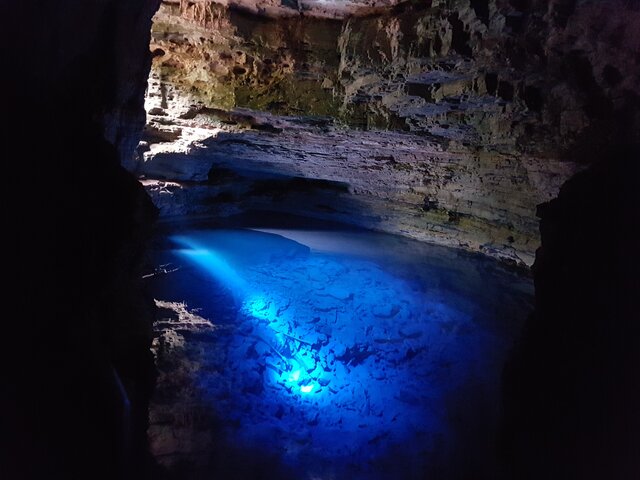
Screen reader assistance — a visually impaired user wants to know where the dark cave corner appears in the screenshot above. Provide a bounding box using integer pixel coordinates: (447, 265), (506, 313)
(3, 1), (639, 479)
(502, 146), (640, 480)
(3, 1), (162, 479)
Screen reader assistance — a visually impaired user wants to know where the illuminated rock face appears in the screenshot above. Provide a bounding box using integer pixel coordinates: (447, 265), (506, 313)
(143, 0), (640, 151)
(140, 111), (575, 265)
(132, 0), (640, 266)
(176, 0), (410, 19)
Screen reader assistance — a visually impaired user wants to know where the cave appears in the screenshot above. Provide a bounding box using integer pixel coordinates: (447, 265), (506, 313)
(4, 1), (639, 480)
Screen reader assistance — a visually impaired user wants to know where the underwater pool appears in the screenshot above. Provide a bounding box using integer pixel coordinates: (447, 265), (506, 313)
(146, 218), (533, 480)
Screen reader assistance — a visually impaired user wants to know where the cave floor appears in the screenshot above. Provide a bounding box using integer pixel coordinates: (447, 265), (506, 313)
(145, 217), (533, 479)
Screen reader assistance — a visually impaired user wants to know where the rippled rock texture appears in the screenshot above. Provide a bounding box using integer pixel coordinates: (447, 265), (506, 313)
(132, 0), (640, 265)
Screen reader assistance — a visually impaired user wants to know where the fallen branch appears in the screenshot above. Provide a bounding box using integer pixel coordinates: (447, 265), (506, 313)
(142, 263), (181, 279)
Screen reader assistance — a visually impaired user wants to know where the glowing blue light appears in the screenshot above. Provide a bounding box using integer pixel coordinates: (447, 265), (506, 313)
(172, 235), (247, 295)
(243, 295), (278, 321)
(154, 227), (535, 478)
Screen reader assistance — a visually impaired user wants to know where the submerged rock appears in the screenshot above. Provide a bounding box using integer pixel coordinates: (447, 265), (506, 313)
(373, 303), (400, 318)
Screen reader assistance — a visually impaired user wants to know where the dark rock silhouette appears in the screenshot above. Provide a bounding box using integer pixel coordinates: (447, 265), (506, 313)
(2, 2), (160, 479)
(503, 148), (640, 480)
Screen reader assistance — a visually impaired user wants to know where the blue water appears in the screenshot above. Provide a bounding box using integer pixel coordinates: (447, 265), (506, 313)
(147, 223), (533, 479)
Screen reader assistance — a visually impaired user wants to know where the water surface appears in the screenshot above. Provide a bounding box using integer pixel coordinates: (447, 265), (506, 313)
(146, 220), (533, 480)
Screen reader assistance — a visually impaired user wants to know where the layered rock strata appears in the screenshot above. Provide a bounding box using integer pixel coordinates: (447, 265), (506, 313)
(173, 0), (411, 19)
(139, 109), (575, 265)
(144, 0), (640, 155)
(130, 0), (640, 265)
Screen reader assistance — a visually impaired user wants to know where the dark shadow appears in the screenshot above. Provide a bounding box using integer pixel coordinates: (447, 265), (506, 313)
(502, 147), (640, 480)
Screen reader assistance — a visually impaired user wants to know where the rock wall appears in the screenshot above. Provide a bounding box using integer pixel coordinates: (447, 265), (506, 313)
(168, 0), (411, 20)
(146, 0), (640, 155)
(3, 2), (160, 479)
(503, 148), (640, 480)
(132, 0), (640, 265)
(141, 110), (575, 265)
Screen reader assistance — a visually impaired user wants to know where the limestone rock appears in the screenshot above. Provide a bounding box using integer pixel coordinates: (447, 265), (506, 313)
(132, 0), (640, 267)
